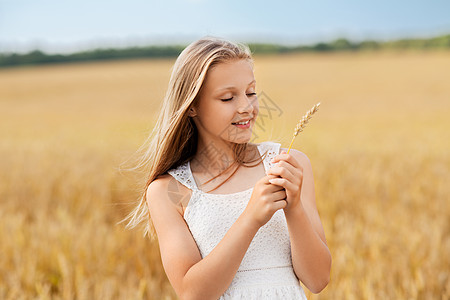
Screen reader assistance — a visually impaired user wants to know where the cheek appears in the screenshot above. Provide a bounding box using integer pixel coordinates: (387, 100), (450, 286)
(211, 104), (234, 126)
(253, 101), (259, 116)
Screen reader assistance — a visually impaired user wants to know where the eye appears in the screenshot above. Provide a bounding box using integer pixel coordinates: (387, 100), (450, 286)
(221, 93), (257, 102)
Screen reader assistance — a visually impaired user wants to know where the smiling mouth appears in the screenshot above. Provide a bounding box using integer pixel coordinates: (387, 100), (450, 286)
(231, 120), (250, 125)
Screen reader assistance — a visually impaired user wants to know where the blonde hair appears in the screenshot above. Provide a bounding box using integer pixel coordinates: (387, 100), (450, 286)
(120, 36), (268, 240)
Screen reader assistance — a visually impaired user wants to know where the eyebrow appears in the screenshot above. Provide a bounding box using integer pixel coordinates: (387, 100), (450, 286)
(216, 80), (256, 92)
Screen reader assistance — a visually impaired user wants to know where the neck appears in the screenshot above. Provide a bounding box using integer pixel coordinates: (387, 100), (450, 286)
(191, 138), (237, 176)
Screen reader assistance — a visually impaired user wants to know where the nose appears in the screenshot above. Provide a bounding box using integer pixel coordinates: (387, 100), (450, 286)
(237, 93), (256, 114)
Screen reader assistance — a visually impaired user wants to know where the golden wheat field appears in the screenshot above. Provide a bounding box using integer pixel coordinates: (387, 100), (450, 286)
(0, 50), (449, 299)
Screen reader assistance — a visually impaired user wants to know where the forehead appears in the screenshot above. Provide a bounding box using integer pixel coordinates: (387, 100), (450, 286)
(203, 59), (255, 91)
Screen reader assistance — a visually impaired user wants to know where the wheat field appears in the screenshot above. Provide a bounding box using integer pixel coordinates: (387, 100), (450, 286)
(0, 50), (449, 299)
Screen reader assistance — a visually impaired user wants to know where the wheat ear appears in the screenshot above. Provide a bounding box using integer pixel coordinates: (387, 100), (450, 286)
(286, 102), (321, 154)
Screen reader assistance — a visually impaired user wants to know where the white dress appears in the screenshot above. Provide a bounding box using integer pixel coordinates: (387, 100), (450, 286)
(167, 141), (307, 299)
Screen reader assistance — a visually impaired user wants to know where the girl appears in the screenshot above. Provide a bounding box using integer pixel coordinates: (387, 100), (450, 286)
(123, 36), (331, 299)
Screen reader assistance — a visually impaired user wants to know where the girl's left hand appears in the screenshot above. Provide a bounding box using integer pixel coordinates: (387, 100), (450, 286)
(266, 150), (303, 213)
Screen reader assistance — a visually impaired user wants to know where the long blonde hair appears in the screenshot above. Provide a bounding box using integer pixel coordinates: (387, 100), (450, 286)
(121, 36), (268, 240)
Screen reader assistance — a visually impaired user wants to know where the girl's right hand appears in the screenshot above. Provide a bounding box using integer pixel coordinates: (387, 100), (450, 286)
(243, 175), (287, 229)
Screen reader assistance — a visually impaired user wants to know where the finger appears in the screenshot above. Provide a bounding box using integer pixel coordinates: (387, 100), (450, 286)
(271, 151), (302, 170)
(269, 162), (303, 188)
(264, 174), (281, 185)
(268, 177), (297, 192)
(272, 189), (286, 199)
(267, 186), (285, 195)
(267, 176), (284, 192)
(273, 199), (287, 211)
(267, 162), (296, 180)
(267, 173), (281, 180)
(268, 177), (283, 186)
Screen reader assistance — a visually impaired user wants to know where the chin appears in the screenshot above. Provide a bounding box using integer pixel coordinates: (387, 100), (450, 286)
(229, 135), (252, 145)
(220, 126), (253, 144)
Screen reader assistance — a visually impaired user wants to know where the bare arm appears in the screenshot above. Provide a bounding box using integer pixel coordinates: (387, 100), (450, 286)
(147, 175), (261, 300)
(282, 149), (331, 293)
(285, 203), (331, 293)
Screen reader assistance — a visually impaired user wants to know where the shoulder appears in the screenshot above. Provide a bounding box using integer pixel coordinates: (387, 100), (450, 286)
(147, 173), (172, 191)
(146, 174), (191, 217)
(146, 174), (172, 205)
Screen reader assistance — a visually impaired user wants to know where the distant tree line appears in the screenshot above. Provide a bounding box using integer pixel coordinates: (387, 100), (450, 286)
(1, 34), (449, 68)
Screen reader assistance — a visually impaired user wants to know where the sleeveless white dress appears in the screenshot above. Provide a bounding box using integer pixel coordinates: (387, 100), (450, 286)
(167, 141), (307, 299)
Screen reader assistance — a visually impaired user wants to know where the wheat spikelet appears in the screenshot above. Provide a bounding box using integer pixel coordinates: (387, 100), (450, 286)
(287, 102), (321, 154)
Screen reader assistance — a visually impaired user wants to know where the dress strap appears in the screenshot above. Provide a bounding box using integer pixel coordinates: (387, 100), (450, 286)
(167, 162), (198, 191)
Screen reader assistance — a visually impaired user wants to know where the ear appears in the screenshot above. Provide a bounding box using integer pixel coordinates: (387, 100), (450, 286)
(188, 107), (197, 117)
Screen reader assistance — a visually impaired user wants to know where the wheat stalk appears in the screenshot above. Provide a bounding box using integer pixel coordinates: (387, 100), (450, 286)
(286, 102), (321, 154)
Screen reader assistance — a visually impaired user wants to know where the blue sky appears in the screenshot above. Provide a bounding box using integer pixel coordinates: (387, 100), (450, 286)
(1, 0), (449, 54)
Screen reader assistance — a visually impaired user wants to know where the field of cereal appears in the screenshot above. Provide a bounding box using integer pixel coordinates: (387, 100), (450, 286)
(0, 50), (449, 299)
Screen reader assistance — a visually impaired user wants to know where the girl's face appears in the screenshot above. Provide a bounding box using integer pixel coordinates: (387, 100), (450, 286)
(189, 59), (259, 145)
